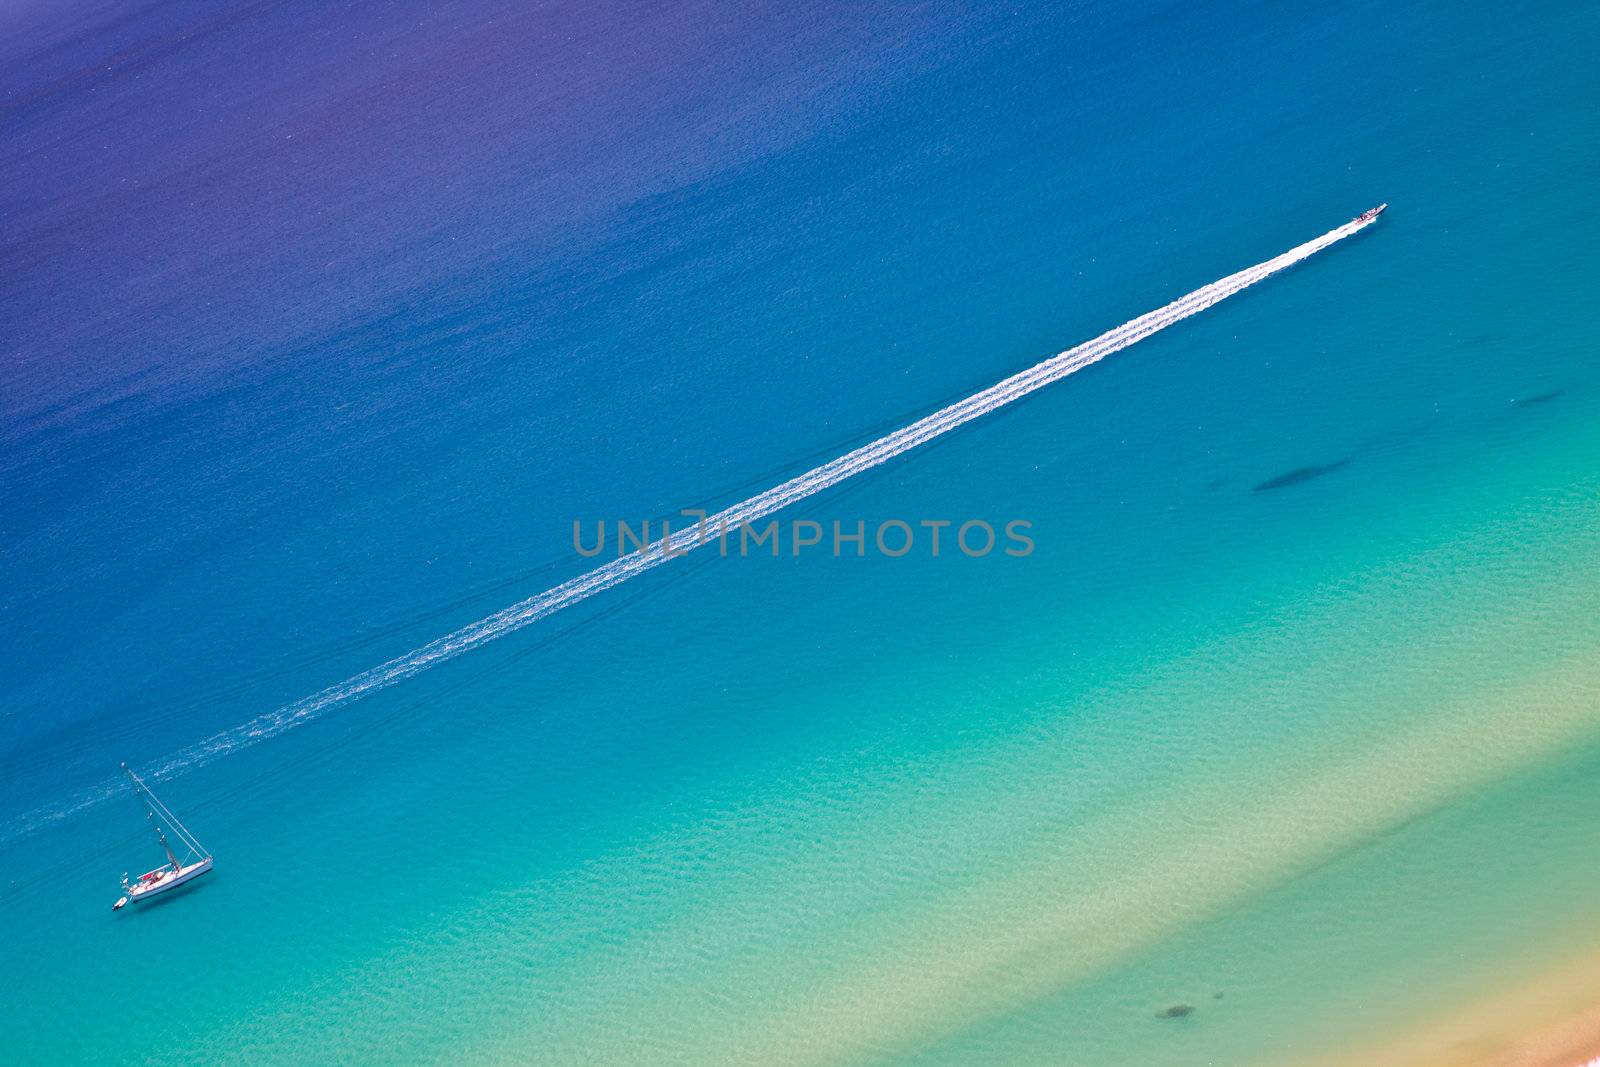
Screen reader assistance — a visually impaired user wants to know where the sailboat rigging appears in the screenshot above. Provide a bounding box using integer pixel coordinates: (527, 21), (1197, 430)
(112, 763), (212, 910)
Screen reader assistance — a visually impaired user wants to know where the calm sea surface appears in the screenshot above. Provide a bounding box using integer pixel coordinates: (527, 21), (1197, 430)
(3, 0), (1598, 1062)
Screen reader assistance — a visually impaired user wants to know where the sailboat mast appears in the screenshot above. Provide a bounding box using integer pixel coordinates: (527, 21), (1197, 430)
(122, 762), (209, 859)
(149, 812), (180, 870)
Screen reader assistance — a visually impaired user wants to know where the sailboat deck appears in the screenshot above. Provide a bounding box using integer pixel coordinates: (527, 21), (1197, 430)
(127, 857), (212, 899)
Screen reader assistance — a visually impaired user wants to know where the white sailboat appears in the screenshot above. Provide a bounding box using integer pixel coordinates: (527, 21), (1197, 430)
(112, 763), (212, 910)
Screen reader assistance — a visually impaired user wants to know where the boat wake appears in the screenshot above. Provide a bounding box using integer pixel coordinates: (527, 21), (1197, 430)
(5, 207), (1385, 844)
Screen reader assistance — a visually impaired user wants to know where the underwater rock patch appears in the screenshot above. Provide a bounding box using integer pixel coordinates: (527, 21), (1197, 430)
(1253, 457), (1352, 492)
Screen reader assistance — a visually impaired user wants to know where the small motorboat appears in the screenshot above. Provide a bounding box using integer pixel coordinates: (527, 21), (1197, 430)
(112, 763), (212, 910)
(1356, 203), (1388, 223)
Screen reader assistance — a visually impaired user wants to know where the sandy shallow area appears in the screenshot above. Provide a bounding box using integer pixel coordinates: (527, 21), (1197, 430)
(1299, 941), (1600, 1067)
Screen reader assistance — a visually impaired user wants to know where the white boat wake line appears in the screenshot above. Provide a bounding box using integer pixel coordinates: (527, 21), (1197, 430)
(6, 208), (1384, 844)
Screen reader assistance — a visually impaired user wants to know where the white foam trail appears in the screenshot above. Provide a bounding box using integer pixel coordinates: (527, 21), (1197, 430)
(6, 210), (1381, 842)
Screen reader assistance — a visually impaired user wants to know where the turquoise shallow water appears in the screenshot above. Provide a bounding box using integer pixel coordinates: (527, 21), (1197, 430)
(3, 0), (1599, 1062)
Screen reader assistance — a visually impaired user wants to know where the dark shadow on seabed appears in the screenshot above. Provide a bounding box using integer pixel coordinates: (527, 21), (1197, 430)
(1245, 378), (1576, 497)
(1253, 457), (1354, 492)
(1510, 389), (1563, 408)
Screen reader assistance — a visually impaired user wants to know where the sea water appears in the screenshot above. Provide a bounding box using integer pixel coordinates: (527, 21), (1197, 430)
(2, 0), (1598, 1062)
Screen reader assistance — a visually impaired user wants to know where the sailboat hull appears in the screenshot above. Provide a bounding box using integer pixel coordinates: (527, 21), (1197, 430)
(124, 857), (212, 904)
